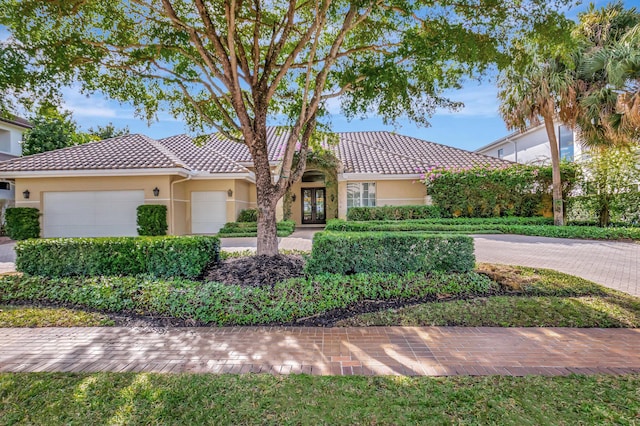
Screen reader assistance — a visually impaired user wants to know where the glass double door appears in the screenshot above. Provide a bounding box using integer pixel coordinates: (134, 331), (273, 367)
(302, 188), (326, 224)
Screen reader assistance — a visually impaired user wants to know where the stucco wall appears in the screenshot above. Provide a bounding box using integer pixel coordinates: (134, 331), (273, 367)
(0, 121), (26, 157)
(477, 124), (583, 165)
(337, 179), (428, 220)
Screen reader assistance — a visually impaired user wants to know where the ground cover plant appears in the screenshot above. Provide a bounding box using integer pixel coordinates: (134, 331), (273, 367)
(0, 305), (113, 327)
(338, 264), (640, 328)
(1, 373), (639, 424)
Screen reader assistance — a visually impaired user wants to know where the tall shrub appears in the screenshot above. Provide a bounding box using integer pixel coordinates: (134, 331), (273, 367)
(5, 207), (40, 240)
(137, 205), (168, 236)
(422, 164), (579, 218)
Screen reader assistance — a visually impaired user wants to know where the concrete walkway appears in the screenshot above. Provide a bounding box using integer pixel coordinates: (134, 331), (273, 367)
(1, 326), (639, 376)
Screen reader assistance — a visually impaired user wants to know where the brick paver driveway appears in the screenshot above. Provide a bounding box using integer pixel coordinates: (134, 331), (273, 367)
(1, 327), (639, 376)
(474, 235), (640, 296)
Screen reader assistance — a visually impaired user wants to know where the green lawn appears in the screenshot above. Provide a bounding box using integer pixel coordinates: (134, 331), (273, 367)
(338, 264), (640, 327)
(0, 305), (113, 327)
(1, 373), (639, 424)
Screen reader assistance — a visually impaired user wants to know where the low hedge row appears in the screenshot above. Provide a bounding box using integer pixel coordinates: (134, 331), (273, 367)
(327, 217), (553, 231)
(325, 220), (640, 241)
(218, 220), (295, 237)
(15, 236), (220, 279)
(0, 272), (495, 326)
(305, 232), (475, 275)
(346, 205), (441, 221)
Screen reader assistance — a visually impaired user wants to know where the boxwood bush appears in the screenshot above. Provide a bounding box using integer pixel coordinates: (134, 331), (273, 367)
(237, 208), (258, 222)
(305, 231), (475, 275)
(0, 271), (495, 326)
(5, 207), (40, 240)
(137, 205), (168, 236)
(218, 220), (295, 237)
(15, 235), (219, 278)
(347, 205), (441, 221)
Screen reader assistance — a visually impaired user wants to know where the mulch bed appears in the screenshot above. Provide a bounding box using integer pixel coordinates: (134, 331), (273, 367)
(204, 254), (305, 287)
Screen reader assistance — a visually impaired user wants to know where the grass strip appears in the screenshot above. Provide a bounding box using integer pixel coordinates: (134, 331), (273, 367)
(1, 373), (639, 424)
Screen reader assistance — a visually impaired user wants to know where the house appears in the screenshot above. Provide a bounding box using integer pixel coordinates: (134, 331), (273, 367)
(0, 128), (507, 237)
(0, 115), (32, 204)
(475, 121), (581, 164)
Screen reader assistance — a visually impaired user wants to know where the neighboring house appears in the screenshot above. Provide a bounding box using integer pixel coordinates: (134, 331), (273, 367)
(475, 121), (581, 165)
(0, 115), (32, 205)
(0, 128), (506, 237)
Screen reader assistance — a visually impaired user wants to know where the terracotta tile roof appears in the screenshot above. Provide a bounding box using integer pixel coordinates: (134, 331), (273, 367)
(0, 134), (187, 172)
(0, 128), (509, 175)
(158, 134), (250, 174)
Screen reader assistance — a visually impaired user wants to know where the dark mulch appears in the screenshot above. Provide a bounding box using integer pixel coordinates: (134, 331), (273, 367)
(204, 254), (305, 287)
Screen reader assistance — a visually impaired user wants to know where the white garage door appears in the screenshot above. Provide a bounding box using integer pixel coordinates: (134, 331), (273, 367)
(191, 191), (227, 234)
(43, 190), (144, 237)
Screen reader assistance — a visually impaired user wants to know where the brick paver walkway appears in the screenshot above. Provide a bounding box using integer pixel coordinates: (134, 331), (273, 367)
(1, 327), (639, 376)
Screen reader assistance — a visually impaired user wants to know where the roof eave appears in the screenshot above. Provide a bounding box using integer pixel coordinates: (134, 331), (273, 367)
(338, 173), (423, 181)
(0, 168), (191, 179)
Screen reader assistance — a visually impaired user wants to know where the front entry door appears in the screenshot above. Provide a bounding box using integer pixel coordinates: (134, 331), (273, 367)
(302, 188), (326, 224)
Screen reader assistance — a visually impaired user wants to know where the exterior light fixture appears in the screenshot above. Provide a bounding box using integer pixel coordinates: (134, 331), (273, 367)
(227, 189), (233, 197)
(292, 194), (296, 202)
(153, 187), (160, 197)
(22, 189), (30, 199)
(330, 194), (335, 202)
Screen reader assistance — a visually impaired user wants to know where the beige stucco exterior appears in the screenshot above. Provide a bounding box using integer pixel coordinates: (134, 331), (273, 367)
(12, 172), (429, 235)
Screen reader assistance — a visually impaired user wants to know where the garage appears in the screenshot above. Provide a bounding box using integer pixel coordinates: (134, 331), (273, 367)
(191, 191), (227, 234)
(43, 190), (145, 237)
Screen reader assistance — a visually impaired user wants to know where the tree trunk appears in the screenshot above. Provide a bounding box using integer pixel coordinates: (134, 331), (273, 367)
(256, 192), (279, 256)
(543, 115), (564, 226)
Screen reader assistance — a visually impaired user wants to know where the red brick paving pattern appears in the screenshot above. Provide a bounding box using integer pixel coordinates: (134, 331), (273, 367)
(1, 327), (639, 376)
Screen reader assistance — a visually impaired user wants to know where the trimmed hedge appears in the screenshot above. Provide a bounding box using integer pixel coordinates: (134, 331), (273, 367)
(347, 205), (441, 221)
(15, 236), (219, 279)
(305, 232), (475, 275)
(327, 217), (553, 231)
(325, 219), (640, 241)
(237, 209), (258, 222)
(5, 207), (40, 240)
(137, 205), (168, 236)
(218, 220), (295, 237)
(0, 271), (495, 326)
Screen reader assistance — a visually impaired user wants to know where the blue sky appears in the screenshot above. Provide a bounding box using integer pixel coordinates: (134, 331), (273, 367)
(7, 0), (640, 152)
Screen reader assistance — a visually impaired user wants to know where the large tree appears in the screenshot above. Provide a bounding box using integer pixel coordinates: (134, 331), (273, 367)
(22, 104), (94, 156)
(0, 0), (572, 254)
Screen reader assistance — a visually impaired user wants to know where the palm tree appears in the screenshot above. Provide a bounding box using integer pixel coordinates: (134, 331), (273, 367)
(574, 2), (640, 147)
(498, 57), (578, 226)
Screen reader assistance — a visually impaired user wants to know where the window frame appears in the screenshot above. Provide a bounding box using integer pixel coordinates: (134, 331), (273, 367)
(346, 182), (376, 209)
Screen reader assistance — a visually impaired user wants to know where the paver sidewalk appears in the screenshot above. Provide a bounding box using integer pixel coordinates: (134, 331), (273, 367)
(1, 327), (639, 376)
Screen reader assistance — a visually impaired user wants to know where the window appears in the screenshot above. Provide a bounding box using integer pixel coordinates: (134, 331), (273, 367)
(497, 148), (504, 159)
(0, 182), (9, 191)
(347, 182), (376, 208)
(559, 125), (574, 161)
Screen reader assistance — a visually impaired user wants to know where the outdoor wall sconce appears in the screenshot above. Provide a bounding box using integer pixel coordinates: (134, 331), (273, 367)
(330, 194), (335, 202)
(227, 189), (233, 197)
(22, 189), (30, 199)
(292, 194), (296, 202)
(153, 187), (160, 197)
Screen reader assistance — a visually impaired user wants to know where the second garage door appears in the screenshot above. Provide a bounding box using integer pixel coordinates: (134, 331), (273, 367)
(43, 190), (144, 238)
(191, 191), (227, 234)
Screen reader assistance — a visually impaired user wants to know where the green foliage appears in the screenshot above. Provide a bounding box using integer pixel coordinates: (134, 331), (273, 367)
(22, 104), (96, 156)
(0, 271), (494, 326)
(15, 236), (219, 279)
(5, 207), (40, 240)
(325, 219), (640, 240)
(218, 220), (295, 237)
(422, 164), (580, 218)
(346, 205), (441, 221)
(136, 205), (168, 236)
(576, 145), (640, 227)
(237, 209), (258, 222)
(305, 232), (475, 275)
(87, 123), (129, 140)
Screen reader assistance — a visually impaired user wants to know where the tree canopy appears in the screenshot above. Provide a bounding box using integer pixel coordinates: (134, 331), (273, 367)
(0, 0), (574, 254)
(22, 104), (94, 156)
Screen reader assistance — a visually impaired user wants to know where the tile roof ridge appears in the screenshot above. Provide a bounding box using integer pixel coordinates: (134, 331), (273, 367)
(338, 131), (431, 167)
(203, 135), (251, 173)
(145, 135), (190, 169)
